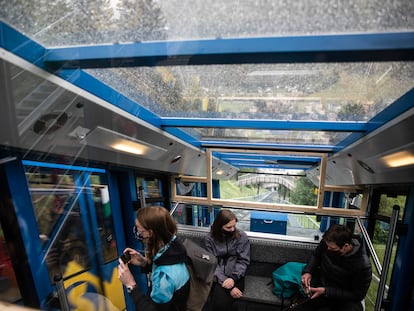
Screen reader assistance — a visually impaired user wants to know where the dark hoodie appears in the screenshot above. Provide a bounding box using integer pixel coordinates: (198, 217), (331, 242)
(303, 236), (372, 302)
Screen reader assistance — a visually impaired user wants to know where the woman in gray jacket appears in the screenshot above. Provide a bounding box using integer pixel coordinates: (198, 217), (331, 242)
(204, 209), (250, 311)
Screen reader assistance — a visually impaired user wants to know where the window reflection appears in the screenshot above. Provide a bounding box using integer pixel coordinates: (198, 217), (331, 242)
(93, 185), (118, 262)
(44, 200), (91, 280)
(0, 224), (21, 303)
(25, 169), (117, 281)
(136, 177), (163, 198)
(173, 203), (363, 242)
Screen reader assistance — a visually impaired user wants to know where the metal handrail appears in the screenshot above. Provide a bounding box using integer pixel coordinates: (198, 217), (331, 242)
(54, 274), (70, 311)
(139, 186), (146, 208)
(169, 201), (181, 215)
(357, 217), (382, 275)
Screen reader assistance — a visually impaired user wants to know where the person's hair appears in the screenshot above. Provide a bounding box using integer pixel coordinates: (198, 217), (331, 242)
(210, 209), (240, 242)
(137, 206), (177, 260)
(323, 224), (353, 248)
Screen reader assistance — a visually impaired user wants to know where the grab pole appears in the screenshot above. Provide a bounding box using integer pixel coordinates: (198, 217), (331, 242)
(54, 274), (70, 311)
(374, 205), (399, 311)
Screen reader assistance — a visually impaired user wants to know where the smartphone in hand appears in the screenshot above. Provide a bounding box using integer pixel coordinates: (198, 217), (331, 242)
(120, 252), (131, 264)
(304, 286), (312, 297)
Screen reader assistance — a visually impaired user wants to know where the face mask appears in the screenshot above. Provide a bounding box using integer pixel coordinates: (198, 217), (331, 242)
(325, 241), (346, 257)
(327, 250), (341, 257)
(222, 229), (234, 237)
(133, 225), (146, 242)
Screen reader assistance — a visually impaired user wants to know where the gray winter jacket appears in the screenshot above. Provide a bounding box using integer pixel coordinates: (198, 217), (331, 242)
(204, 230), (250, 284)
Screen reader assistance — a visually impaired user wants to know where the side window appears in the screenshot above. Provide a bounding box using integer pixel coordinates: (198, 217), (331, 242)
(365, 192), (407, 311)
(172, 175), (363, 239)
(135, 176), (166, 207)
(25, 168), (118, 281)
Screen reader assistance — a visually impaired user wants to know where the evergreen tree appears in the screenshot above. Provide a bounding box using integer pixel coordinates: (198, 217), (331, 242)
(290, 177), (317, 206)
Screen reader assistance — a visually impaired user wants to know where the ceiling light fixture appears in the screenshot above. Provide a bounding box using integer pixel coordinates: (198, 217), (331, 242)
(382, 150), (414, 168)
(82, 126), (167, 160)
(111, 142), (147, 155)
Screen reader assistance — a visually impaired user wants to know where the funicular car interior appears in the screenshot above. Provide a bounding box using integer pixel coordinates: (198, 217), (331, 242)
(1, 1), (414, 310)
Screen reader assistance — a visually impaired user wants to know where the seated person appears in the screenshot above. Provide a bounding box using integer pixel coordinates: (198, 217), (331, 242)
(204, 209), (250, 311)
(300, 224), (372, 311)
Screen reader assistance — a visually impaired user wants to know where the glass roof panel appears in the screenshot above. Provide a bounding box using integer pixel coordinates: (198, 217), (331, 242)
(87, 62), (414, 121)
(180, 128), (350, 146)
(1, 0), (413, 46)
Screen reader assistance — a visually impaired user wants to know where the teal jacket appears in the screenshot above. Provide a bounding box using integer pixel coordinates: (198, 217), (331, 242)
(130, 236), (190, 311)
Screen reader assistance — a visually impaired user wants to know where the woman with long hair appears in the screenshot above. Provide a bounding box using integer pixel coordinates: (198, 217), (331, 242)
(204, 209), (250, 311)
(118, 206), (190, 311)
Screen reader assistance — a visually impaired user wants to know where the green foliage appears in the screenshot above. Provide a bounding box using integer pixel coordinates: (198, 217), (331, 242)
(373, 222), (389, 244)
(373, 194), (406, 244)
(378, 194), (406, 219)
(290, 177), (317, 205)
(365, 244), (398, 311)
(277, 184), (289, 200)
(219, 180), (258, 200)
(337, 102), (366, 121)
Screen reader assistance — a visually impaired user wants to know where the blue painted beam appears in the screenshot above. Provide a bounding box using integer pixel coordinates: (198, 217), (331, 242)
(213, 152), (321, 170)
(160, 118), (367, 132)
(228, 162), (310, 170)
(221, 159), (317, 167)
(0, 21), (47, 68)
(43, 32), (414, 68)
(201, 140), (337, 152)
(215, 154), (318, 170)
(215, 153), (321, 162)
(22, 160), (106, 173)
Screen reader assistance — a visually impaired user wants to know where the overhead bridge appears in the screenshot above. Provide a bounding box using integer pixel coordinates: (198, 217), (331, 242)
(236, 174), (296, 190)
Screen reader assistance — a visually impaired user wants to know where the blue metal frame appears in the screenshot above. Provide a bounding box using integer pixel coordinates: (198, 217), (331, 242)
(43, 32), (414, 68)
(106, 171), (140, 311)
(0, 22), (46, 67)
(3, 159), (52, 308)
(214, 152), (321, 170)
(201, 140), (338, 152)
(22, 160), (106, 173)
(108, 170), (148, 309)
(215, 152), (321, 161)
(389, 185), (414, 310)
(160, 118), (369, 132)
